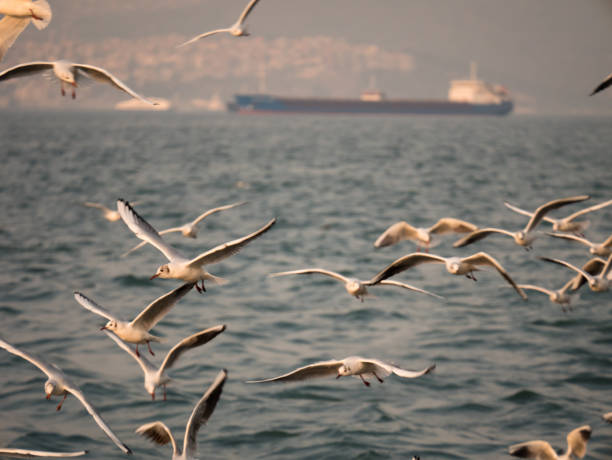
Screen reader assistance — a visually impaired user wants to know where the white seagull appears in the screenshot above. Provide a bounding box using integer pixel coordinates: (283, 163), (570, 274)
(74, 282), (195, 357)
(504, 199), (612, 235)
(591, 72), (612, 96)
(117, 199), (276, 293)
(453, 196), (590, 250)
(374, 217), (478, 251)
(0, 60), (157, 103)
(603, 412), (612, 423)
(508, 425), (591, 460)
(540, 254), (612, 293)
(0, 338), (132, 455)
(0, 0), (51, 62)
(269, 267), (443, 302)
(0, 448), (87, 458)
(517, 278), (575, 309)
(103, 325), (225, 400)
(247, 356), (435, 387)
(136, 369), (226, 460)
(178, 0), (261, 47)
(546, 232), (612, 258)
(370, 251), (527, 300)
(122, 201), (247, 257)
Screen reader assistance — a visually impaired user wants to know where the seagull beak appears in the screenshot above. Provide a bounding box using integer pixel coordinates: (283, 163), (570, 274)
(336, 374), (341, 379)
(45, 393), (51, 399)
(150, 273), (159, 280)
(100, 326), (107, 331)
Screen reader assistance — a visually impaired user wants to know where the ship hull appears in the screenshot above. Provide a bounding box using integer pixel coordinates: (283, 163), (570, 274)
(228, 94), (513, 116)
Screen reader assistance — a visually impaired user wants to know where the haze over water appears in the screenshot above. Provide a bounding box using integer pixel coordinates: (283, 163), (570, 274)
(1, 111), (611, 459)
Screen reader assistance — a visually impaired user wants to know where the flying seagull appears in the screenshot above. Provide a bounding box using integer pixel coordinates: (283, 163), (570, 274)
(116, 198), (276, 293)
(0, 448), (87, 458)
(178, 0), (261, 47)
(0, 60), (157, 104)
(453, 196), (590, 250)
(103, 325), (225, 400)
(546, 232), (612, 258)
(590, 71), (612, 96)
(247, 356), (435, 387)
(374, 217), (478, 251)
(74, 282), (195, 356)
(0, 337), (132, 455)
(122, 201), (247, 257)
(540, 254), (612, 293)
(0, 0), (51, 62)
(504, 199), (612, 235)
(136, 369), (227, 460)
(368, 251), (527, 300)
(508, 425), (591, 459)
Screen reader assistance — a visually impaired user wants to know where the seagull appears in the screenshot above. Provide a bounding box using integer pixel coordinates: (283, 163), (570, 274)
(0, 0), (51, 62)
(0, 338), (132, 455)
(546, 232), (612, 258)
(83, 202), (122, 222)
(122, 201), (247, 257)
(247, 356), (435, 387)
(74, 282), (195, 357)
(603, 412), (612, 423)
(453, 196), (590, 250)
(0, 60), (157, 104)
(369, 251), (527, 300)
(591, 71), (612, 96)
(178, 0), (261, 47)
(540, 254), (612, 292)
(508, 425), (591, 459)
(269, 266), (443, 302)
(0, 448), (87, 458)
(517, 279), (575, 309)
(504, 199), (612, 235)
(103, 325), (225, 401)
(136, 369), (226, 460)
(374, 217), (478, 251)
(116, 199), (276, 293)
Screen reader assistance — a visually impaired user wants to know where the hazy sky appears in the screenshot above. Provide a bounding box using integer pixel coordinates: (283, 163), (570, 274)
(7, 0), (612, 114)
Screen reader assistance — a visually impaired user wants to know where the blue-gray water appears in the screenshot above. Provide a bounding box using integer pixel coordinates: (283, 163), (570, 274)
(1, 112), (611, 459)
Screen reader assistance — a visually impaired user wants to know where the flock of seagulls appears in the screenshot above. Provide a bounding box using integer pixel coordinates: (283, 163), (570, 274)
(1, 0), (612, 458)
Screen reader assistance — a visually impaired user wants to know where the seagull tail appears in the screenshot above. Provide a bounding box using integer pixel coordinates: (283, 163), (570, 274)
(206, 273), (229, 286)
(32, 0), (52, 30)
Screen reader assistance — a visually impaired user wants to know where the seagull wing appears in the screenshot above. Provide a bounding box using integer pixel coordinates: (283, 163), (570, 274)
(0, 448), (88, 458)
(504, 201), (557, 224)
(539, 257), (591, 280)
(121, 240), (149, 257)
(182, 369), (227, 459)
(0, 16), (30, 62)
(177, 29), (231, 47)
(461, 252), (527, 300)
(525, 195), (590, 233)
(270, 268), (350, 284)
(64, 384), (132, 455)
(131, 282), (195, 331)
(363, 359), (436, 379)
(246, 360), (343, 383)
(566, 425), (591, 459)
(564, 199), (612, 221)
(186, 218), (276, 268)
(452, 228), (515, 248)
(599, 253), (612, 279)
(83, 202), (110, 212)
(74, 64), (156, 105)
(368, 253), (446, 284)
(590, 71), (612, 96)
(376, 280), (444, 300)
(236, 0), (261, 25)
(545, 232), (592, 248)
(73, 292), (118, 323)
(191, 201), (247, 226)
(116, 199), (184, 262)
(159, 325), (226, 374)
(0, 338), (61, 382)
(389, 362), (436, 379)
(136, 422), (178, 456)
(508, 440), (556, 458)
(373, 221), (419, 248)
(517, 284), (554, 297)
(427, 217), (478, 235)
(602, 233), (612, 248)
(0, 61), (53, 81)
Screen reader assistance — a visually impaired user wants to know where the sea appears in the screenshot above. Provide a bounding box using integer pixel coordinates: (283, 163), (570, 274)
(0, 111), (611, 459)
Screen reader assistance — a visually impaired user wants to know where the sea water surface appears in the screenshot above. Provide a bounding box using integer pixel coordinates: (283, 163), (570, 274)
(0, 111), (611, 459)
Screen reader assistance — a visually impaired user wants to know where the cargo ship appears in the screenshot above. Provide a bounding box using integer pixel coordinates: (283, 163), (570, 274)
(227, 67), (513, 116)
